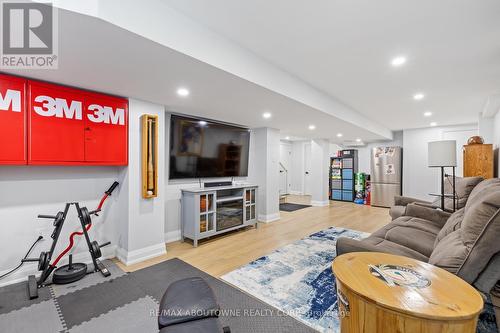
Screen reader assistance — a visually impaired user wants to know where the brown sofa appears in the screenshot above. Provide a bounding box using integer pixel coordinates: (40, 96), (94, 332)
(389, 176), (483, 220)
(337, 178), (500, 327)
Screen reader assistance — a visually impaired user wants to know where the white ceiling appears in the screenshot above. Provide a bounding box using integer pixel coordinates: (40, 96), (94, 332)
(5, 9), (387, 143)
(166, 0), (500, 130)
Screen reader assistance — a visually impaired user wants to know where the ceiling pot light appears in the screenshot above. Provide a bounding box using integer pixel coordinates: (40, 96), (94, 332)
(337, 133), (343, 138)
(423, 111), (433, 117)
(391, 56), (407, 67)
(308, 125), (316, 130)
(198, 120), (207, 126)
(285, 136), (290, 140)
(430, 122), (437, 127)
(262, 112), (272, 119)
(177, 87), (190, 97)
(413, 93), (425, 101)
(356, 138), (362, 142)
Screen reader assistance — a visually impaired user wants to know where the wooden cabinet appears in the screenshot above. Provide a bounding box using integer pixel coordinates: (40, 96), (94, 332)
(463, 144), (494, 179)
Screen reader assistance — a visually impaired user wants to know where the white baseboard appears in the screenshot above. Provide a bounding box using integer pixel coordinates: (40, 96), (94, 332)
(289, 190), (303, 195)
(165, 230), (182, 243)
(116, 242), (166, 266)
(258, 212), (280, 223)
(0, 245), (117, 288)
(311, 200), (329, 207)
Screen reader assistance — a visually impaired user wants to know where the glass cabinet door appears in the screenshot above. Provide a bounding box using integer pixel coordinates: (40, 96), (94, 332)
(199, 193), (215, 234)
(244, 188), (256, 223)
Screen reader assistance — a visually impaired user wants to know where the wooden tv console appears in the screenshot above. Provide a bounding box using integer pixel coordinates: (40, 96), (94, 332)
(181, 184), (258, 247)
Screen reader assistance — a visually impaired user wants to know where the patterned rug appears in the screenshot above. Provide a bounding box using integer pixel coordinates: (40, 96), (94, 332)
(222, 226), (499, 333)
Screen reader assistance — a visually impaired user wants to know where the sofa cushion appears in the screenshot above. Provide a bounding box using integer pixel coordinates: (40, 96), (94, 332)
(389, 205), (405, 220)
(429, 191), (500, 283)
(465, 178), (500, 211)
(385, 226), (437, 258)
(390, 216), (443, 235)
(431, 176), (482, 210)
(434, 208), (464, 246)
(362, 236), (429, 262)
(372, 217), (440, 258)
(428, 231), (467, 274)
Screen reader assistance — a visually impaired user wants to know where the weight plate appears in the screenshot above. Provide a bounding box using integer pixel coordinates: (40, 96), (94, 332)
(52, 263), (87, 284)
(38, 252), (49, 271)
(91, 241), (102, 258)
(53, 211), (64, 227)
(81, 207), (91, 225)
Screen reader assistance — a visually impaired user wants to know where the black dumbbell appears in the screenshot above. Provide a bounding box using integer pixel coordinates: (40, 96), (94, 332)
(22, 251), (50, 271)
(91, 241), (111, 259)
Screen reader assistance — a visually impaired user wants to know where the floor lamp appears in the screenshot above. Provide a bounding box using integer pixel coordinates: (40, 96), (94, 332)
(428, 140), (457, 211)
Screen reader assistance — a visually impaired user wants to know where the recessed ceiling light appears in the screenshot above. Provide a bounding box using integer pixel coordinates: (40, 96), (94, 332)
(413, 93), (425, 101)
(356, 138), (362, 142)
(391, 56), (407, 67)
(337, 133), (343, 138)
(177, 87), (190, 97)
(285, 136), (290, 140)
(199, 120), (207, 126)
(430, 122), (437, 127)
(262, 112), (272, 119)
(423, 111), (432, 117)
(308, 125), (316, 130)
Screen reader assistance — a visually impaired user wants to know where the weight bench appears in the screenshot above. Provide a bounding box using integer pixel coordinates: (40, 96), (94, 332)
(158, 277), (230, 333)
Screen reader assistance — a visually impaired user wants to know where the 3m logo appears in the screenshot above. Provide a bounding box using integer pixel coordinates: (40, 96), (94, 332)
(0, 88), (21, 112)
(1, 1), (58, 69)
(33, 95), (82, 120)
(87, 104), (126, 125)
(32, 96), (126, 126)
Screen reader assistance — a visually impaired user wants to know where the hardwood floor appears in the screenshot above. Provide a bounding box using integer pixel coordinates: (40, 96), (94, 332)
(115, 196), (390, 277)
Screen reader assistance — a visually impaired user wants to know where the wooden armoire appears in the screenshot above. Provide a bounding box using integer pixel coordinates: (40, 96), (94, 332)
(463, 144), (494, 179)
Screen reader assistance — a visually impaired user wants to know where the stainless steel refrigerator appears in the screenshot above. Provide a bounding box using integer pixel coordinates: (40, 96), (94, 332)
(370, 146), (402, 207)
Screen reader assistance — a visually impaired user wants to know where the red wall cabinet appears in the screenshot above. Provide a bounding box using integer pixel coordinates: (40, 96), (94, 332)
(0, 74), (27, 164)
(29, 81), (86, 163)
(0, 73), (128, 166)
(84, 92), (128, 164)
(28, 80), (128, 165)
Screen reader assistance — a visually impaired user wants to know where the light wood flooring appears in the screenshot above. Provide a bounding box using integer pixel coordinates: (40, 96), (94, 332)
(115, 195), (390, 277)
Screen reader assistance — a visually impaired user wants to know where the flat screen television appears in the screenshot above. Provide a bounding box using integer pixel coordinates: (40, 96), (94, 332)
(169, 115), (250, 179)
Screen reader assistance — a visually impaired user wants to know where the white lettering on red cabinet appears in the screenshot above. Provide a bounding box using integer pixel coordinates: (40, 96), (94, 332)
(0, 74), (26, 164)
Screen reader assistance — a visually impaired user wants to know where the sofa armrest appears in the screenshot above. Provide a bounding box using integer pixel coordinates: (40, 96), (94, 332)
(404, 203), (451, 226)
(336, 237), (386, 257)
(394, 195), (432, 207)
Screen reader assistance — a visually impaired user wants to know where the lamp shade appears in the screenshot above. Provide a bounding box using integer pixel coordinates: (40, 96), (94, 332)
(428, 140), (457, 167)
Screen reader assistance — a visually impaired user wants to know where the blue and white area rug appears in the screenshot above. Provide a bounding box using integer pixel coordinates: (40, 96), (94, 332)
(221, 226), (498, 333)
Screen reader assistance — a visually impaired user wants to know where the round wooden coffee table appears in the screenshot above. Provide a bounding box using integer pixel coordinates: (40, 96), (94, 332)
(332, 252), (483, 333)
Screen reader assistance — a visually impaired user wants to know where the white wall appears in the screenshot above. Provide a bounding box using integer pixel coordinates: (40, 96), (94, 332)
(251, 128), (280, 222)
(310, 139), (330, 206)
(0, 167), (122, 286)
(290, 141), (306, 194)
(403, 124), (477, 201)
(115, 99), (166, 265)
(279, 141), (292, 194)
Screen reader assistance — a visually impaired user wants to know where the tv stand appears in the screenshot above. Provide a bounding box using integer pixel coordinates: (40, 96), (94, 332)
(181, 184), (258, 247)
